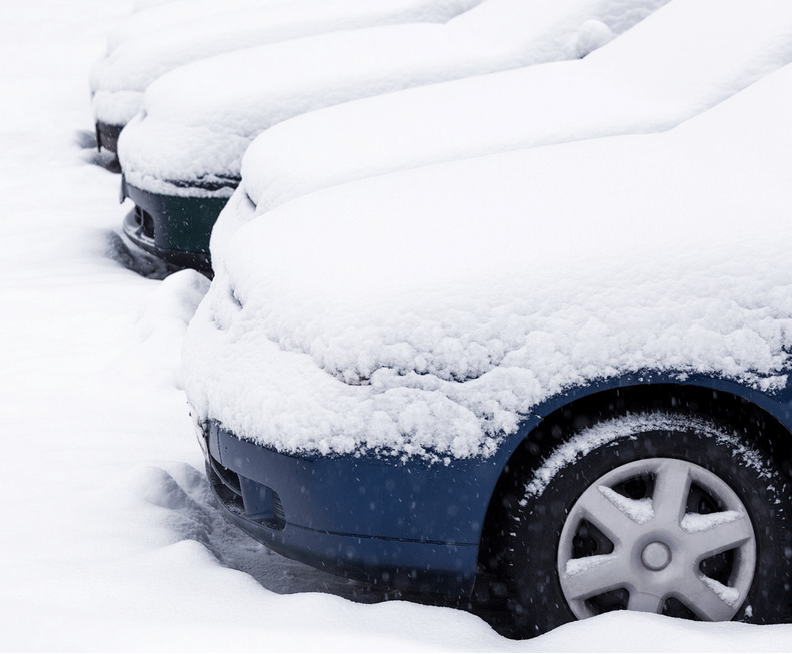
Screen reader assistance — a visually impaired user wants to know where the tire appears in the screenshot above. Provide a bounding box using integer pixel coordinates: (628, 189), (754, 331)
(504, 411), (792, 637)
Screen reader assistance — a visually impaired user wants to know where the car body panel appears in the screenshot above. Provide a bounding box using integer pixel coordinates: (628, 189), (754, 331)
(121, 179), (223, 273)
(203, 370), (792, 594)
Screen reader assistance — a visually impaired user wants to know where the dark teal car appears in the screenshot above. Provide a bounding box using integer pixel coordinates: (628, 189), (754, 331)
(120, 175), (228, 274)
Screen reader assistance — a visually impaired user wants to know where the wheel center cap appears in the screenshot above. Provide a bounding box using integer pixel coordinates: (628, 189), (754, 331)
(641, 541), (672, 571)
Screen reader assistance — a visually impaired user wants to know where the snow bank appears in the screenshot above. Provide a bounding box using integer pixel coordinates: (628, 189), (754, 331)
(183, 61), (792, 461)
(241, 0), (792, 214)
(92, 0), (483, 127)
(118, 0), (668, 197)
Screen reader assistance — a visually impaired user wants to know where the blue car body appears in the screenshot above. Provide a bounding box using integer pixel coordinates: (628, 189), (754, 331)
(198, 370), (792, 595)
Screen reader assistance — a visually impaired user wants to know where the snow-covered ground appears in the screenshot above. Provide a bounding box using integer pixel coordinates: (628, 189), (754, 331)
(3, 0), (792, 650)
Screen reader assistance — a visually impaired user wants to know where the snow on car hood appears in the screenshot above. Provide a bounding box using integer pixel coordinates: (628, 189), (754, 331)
(241, 0), (792, 215)
(182, 62), (792, 461)
(91, 0), (483, 127)
(118, 0), (668, 197)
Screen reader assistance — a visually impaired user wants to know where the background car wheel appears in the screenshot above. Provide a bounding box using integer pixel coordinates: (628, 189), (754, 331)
(504, 412), (792, 637)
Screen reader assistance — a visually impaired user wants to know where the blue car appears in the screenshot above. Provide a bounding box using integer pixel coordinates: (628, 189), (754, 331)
(183, 58), (792, 637)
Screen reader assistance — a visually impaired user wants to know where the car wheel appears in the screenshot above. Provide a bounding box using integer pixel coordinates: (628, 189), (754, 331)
(504, 412), (792, 637)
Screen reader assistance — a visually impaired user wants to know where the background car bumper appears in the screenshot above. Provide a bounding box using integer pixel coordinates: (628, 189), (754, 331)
(121, 178), (227, 275)
(95, 120), (123, 153)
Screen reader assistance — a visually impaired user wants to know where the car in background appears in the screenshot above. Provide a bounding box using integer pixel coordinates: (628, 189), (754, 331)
(182, 60), (792, 637)
(91, 0), (482, 152)
(237, 0), (792, 214)
(117, 0), (668, 273)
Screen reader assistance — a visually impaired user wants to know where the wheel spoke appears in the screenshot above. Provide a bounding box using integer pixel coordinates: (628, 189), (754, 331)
(576, 485), (643, 546)
(627, 591), (664, 613)
(652, 459), (692, 527)
(683, 513), (753, 560)
(674, 574), (740, 621)
(560, 554), (629, 601)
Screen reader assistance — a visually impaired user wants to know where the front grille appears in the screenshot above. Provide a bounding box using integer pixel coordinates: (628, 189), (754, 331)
(207, 455), (244, 515)
(133, 205), (156, 239)
(209, 454), (241, 494)
(207, 454), (285, 530)
(273, 492), (285, 523)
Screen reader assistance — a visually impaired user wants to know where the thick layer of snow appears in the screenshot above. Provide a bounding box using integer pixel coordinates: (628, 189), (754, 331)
(91, 0), (483, 126)
(105, 0), (289, 54)
(118, 0), (669, 196)
(7, 0), (792, 649)
(241, 0), (792, 214)
(184, 60), (792, 461)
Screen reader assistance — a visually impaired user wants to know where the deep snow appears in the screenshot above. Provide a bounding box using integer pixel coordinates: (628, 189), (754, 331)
(3, 0), (792, 650)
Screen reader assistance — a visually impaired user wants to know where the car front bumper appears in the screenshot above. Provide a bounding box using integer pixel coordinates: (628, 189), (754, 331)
(199, 420), (502, 595)
(96, 121), (123, 154)
(121, 177), (228, 275)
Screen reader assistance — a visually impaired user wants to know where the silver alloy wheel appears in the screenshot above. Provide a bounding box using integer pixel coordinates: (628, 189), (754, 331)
(557, 457), (756, 621)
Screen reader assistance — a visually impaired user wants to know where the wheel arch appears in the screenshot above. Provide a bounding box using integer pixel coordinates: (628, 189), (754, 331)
(477, 375), (792, 575)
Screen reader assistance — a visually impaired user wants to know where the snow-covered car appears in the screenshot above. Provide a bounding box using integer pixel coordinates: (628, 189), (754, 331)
(92, 0), (482, 152)
(183, 60), (792, 637)
(94, 0), (298, 151)
(117, 0), (667, 273)
(241, 0), (792, 214)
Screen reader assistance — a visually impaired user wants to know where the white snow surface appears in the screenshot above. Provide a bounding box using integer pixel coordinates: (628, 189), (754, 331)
(681, 511), (743, 534)
(7, 0), (792, 649)
(701, 577), (742, 609)
(565, 554), (617, 578)
(185, 59), (792, 461)
(597, 487), (655, 525)
(104, 0), (291, 54)
(91, 0), (483, 126)
(241, 0), (792, 214)
(118, 0), (669, 196)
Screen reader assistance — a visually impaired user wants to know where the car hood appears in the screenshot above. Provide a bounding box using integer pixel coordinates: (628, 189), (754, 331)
(182, 61), (792, 461)
(239, 0), (792, 215)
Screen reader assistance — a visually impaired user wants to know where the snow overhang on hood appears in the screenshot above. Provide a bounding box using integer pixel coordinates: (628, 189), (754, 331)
(182, 62), (792, 461)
